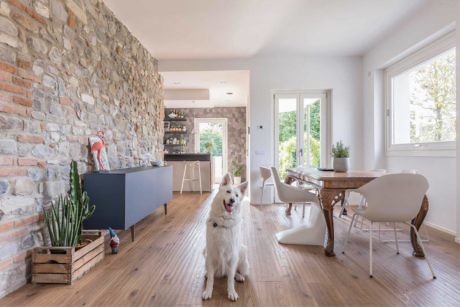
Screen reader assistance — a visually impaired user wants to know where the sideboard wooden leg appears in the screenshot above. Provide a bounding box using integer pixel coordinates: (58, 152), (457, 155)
(130, 225), (135, 242)
(410, 195), (429, 258)
(164, 203), (168, 215)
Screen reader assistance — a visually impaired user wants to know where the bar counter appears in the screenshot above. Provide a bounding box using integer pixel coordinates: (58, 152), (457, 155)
(164, 153), (212, 192)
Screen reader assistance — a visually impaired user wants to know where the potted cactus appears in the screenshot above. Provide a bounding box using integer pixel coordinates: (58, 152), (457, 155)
(331, 141), (350, 172)
(32, 161), (104, 285)
(44, 161), (96, 248)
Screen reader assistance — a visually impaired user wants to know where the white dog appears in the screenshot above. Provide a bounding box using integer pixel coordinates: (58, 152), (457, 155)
(202, 173), (249, 301)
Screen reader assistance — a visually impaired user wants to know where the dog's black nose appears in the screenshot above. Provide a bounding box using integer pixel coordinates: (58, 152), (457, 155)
(230, 198), (235, 204)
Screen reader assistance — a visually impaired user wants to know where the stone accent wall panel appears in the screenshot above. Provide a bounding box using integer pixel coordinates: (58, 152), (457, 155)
(0, 0), (163, 297)
(165, 107), (247, 177)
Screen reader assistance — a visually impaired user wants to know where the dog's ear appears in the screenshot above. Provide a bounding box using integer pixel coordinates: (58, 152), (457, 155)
(237, 182), (248, 195)
(221, 173), (233, 186)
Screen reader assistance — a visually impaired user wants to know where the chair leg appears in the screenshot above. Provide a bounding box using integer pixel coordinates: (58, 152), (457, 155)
(198, 163), (202, 195)
(260, 181), (265, 204)
(180, 164), (187, 194)
(369, 221), (373, 278)
(393, 223), (400, 255)
(409, 224), (436, 279)
(302, 203), (306, 218)
(342, 213), (357, 254)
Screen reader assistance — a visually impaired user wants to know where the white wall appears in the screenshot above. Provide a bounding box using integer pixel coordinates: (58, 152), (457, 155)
(160, 56), (363, 202)
(456, 2), (460, 242)
(363, 0), (458, 234)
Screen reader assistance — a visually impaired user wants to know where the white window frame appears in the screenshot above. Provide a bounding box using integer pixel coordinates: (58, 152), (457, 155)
(384, 32), (456, 157)
(273, 89), (332, 168)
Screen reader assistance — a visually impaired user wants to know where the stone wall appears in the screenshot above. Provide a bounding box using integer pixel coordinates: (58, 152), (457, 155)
(165, 107), (247, 178)
(0, 0), (163, 297)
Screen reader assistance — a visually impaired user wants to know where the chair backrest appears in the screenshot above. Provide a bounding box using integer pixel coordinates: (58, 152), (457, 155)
(260, 167), (272, 181)
(356, 173), (428, 222)
(270, 167), (289, 202)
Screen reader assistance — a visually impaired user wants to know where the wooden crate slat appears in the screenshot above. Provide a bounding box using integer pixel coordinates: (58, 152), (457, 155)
(72, 251), (104, 281)
(32, 252), (71, 264)
(72, 245), (104, 273)
(32, 273), (71, 284)
(32, 263), (70, 274)
(74, 232), (104, 260)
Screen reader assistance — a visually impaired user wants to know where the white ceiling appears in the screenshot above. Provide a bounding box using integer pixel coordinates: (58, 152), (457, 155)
(104, 0), (428, 59)
(161, 70), (249, 108)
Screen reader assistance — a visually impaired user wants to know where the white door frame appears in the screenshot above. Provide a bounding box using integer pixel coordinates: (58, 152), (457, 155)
(194, 118), (228, 176)
(273, 90), (332, 169)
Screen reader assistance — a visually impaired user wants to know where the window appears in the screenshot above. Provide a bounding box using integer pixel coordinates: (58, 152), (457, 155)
(385, 33), (456, 156)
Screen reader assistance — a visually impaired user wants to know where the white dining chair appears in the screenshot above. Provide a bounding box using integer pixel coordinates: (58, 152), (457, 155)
(259, 167), (275, 204)
(342, 173), (436, 279)
(271, 167), (326, 245)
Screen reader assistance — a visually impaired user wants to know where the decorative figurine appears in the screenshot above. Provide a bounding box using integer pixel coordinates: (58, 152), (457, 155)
(108, 227), (120, 254)
(89, 130), (110, 171)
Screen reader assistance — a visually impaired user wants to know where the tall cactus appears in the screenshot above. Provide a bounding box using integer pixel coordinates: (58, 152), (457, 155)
(44, 161), (96, 247)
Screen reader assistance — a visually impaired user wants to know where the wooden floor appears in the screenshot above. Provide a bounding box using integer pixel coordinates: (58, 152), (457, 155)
(2, 191), (460, 306)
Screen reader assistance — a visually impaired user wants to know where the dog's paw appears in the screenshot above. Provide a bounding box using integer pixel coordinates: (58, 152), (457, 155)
(228, 289), (239, 301)
(202, 289), (213, 300)
(235, 273), (245, 283)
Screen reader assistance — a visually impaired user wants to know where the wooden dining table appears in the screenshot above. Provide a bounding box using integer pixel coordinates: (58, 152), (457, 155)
(286, 167), (429, 258)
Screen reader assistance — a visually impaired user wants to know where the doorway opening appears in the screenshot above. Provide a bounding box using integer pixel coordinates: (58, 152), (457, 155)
(194, 118), (228, 184)
(274, 90), (331, 178)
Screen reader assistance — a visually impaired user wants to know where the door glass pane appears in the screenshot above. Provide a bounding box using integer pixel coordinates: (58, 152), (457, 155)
(197, 121), (224, 183)
(277, 98), (297, 178)
(303, 98), (321, 167)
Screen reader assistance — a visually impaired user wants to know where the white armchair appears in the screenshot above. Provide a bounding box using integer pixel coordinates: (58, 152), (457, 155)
(342, 173), (436, 279)
(271, 167), (326, 245)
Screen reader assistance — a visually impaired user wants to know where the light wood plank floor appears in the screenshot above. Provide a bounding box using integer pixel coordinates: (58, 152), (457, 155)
(2, 191), (460, 306)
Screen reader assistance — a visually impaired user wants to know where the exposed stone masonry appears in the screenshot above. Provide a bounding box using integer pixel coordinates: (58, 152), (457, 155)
(165, 107), (247, 177)
(0, 0), (163, 297)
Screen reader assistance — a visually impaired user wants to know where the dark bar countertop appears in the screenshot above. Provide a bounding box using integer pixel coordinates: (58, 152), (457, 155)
(164, 153), (211, 161)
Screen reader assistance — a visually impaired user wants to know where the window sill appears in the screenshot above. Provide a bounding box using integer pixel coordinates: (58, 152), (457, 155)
(386, 149), (456, 157)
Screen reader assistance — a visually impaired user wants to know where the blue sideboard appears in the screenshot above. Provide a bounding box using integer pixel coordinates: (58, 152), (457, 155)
(83, 166), (172, 240)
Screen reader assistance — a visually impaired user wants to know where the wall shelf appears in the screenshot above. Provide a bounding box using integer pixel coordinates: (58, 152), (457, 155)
(164, 118), (186, 122)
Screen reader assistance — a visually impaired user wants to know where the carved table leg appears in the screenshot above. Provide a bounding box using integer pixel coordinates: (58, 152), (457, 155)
(319, 190), (343, 257)
(410, 195), (429, 258)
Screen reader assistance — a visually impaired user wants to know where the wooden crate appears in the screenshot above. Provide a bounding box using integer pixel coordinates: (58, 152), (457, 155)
(32, 230), (105, 284)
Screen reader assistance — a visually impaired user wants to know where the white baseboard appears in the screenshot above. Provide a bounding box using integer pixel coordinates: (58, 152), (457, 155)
(423, 221), (457, 242)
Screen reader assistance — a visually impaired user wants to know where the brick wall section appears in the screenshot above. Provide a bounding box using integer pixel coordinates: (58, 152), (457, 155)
(165, 107), (247, 177)
(0, 0), (163, 297)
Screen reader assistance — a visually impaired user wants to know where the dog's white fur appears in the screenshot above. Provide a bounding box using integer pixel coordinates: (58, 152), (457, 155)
(202, 173), (249, 301)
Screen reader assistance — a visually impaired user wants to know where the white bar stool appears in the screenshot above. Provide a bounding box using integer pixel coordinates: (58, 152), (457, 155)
(180, 161), (202, 194)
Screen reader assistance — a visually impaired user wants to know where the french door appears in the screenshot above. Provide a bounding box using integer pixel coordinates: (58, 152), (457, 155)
(194, 118), (228, 184)
(274, 91), (331, 176)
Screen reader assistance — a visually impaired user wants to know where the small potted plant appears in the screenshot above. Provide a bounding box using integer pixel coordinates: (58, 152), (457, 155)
(32, 161), (104, 285)
(331, 141), (350, 172)
(232, 161), (244, 184)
